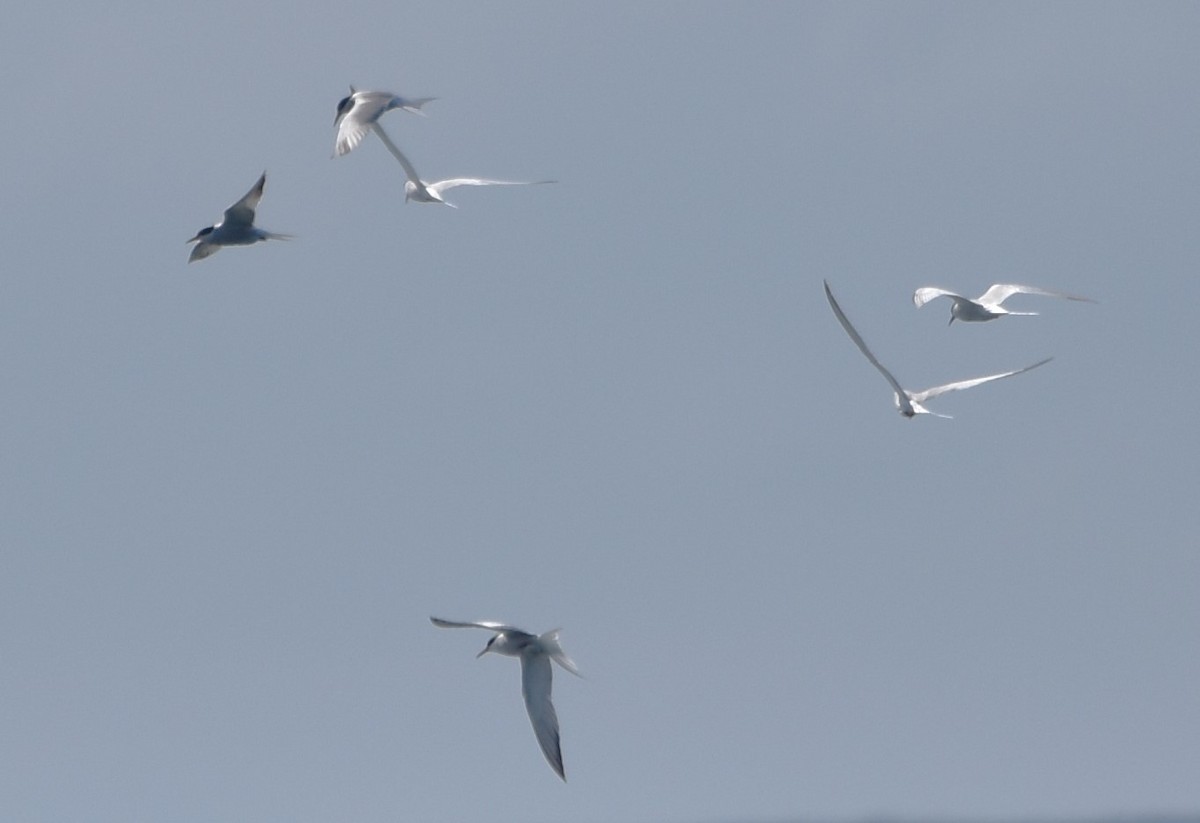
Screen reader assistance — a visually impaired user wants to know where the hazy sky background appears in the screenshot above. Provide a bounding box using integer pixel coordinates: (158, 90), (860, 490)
(2, 3), (1198, 822)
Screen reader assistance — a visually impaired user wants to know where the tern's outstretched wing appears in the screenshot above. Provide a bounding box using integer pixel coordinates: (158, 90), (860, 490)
(425, 178), (556, 197)
(429, 617), (526, 634)
(335, 121), (371, 156)
(188, 241), (220, 263)
(910, 357), (1052, 403)
(978, 283), (1095, 309)
(824, 281), (912, 412)
(369, 123), (424, 187)
(222, 172), (265, 228)
(520, 651), (565, 780)
(912, 286), (963, 309)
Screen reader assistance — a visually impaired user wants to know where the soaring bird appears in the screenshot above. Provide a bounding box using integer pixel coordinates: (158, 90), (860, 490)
(332, 87), (435, 157)
(431, 617), (580, 780)
(187, 172), (290, 263)
(913, 282), (1095, 324)
(825, 281), (1051, 418)
(369, 124), (555, 208)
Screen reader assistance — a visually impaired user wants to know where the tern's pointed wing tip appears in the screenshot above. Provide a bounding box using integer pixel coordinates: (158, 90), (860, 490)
(823, 280), (909, 402)
(430, 617), (522, 633)
(913, 355), (1053, 402)
(520, 653), (566, 781)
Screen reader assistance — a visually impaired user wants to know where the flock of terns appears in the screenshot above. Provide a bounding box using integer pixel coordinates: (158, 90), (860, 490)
(185, 87), (1096, 780)
(824, 280), (1093, 418)
(186, 88), (555, 262)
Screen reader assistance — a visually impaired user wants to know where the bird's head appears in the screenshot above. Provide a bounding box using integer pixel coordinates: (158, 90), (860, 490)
(187, 226), (213, 244)
(333, 89), (356, 125)
(948, 300), (968, 325)
(476, 634), (500, 659)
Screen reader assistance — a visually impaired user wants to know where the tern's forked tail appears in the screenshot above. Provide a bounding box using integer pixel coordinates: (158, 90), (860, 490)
(400, 96), (437, 115)
(538, 629), (581, 677)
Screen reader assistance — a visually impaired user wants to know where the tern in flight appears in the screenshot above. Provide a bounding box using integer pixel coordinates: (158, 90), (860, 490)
(368, 124), (554, 207)
(824, 281), (1052, 418)
(186, 172), (290, 263)
(913, 282), (1095, 324)
(332, 87), (436, 157)
(431, 617), (580, 781)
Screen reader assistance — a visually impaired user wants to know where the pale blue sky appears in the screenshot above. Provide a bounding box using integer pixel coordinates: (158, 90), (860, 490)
(1, 3), (1198, 823)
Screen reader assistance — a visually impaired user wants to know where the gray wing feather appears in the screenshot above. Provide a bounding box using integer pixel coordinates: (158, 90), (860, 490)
(429, 616), (525, 634)
(335, 122), (371, 156)
(222, 172), (265, 228)
(369, 123), (424, 186)
(520, 652), (565, 780)
(188, 241), (220, 263)
(824, 281), (910, 402)
(910, 357), (1052, 402)
(425, 178), (556, 196)
(912, 286), (961, 309)
(979, 283), (1094, 308)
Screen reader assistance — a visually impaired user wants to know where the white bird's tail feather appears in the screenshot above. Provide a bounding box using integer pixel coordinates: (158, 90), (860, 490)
(401, 97), (437, 115)
(539, 630), (581, 677)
